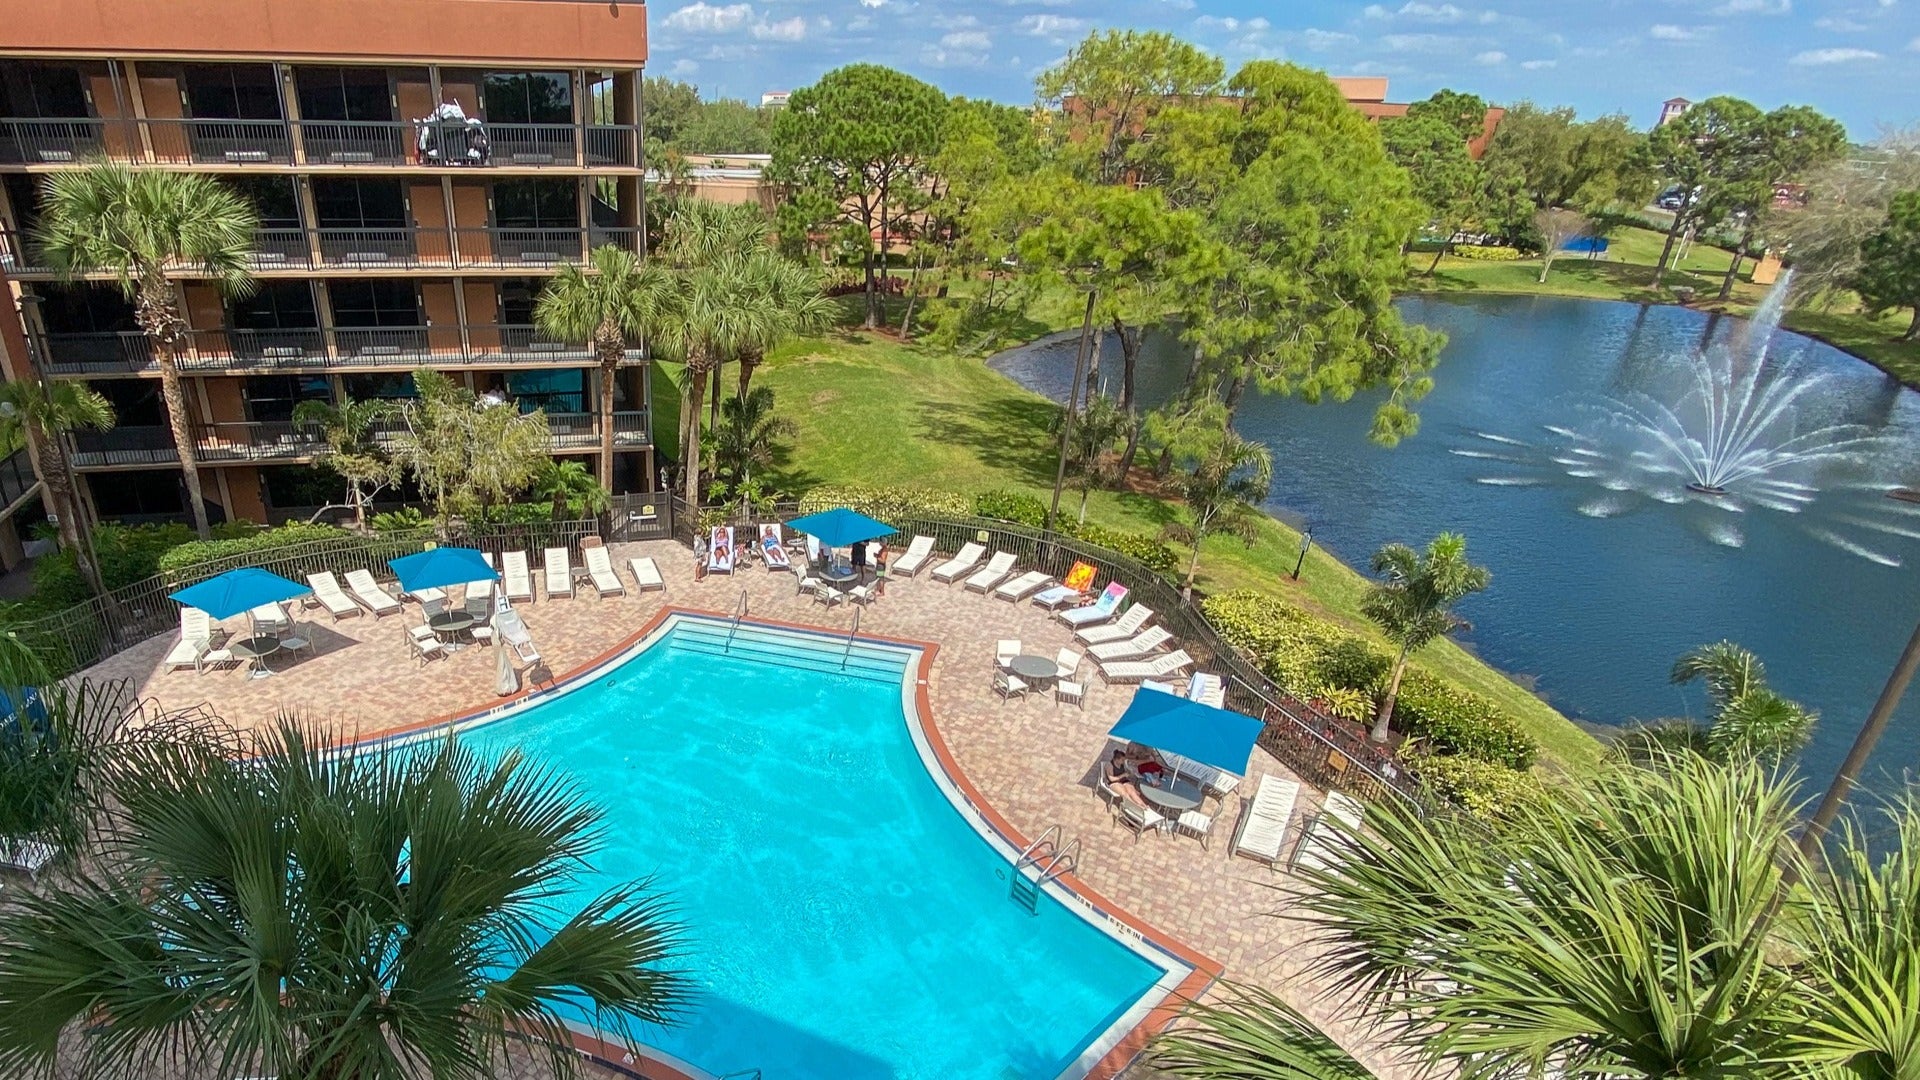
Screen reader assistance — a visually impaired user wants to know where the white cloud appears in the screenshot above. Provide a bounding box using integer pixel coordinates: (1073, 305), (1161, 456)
(662, 1), (753, 32)
(1195, 14), (1270, 31)
(930, 13), (978, 28)
(1815, 15), (1867, 29)
(921, 43), (989, 66)
(1713, 0), (1789, 12)
(1397, 1), (1467, 19)
(1520, 57), (1556, 69)
(1789, 45), (1881, 62)
(1381, 32), (1452, 51)
(1649, 23), (1705, 40)
(1910, 35), (1920, 49)
(669, 58), (700, 76)
(753, 15), (806, 40)
(1019, 13), (1086, 38)
(1474, 49), (1506, 63)
(940, 29), (992, 49)
(1299, 28), (1357, 49)
(858, 0), (886, 7)
(846, 13), (874, 30)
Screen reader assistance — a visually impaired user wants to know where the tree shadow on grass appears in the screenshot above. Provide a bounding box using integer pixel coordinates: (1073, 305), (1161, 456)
(914, 396), (1060, 488)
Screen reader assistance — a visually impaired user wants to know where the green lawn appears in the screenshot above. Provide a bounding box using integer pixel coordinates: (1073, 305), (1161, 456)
(723, 327), (1603, 773)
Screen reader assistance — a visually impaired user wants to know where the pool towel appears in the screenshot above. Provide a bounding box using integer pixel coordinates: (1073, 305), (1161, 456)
(708, 526), (737, 575)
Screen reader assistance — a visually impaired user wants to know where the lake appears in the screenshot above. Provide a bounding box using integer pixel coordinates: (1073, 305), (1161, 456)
(989, 294), (1920, 793)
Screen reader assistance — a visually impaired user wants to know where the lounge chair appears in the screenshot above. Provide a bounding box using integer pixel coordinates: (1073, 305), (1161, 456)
(164, 608), (232, 674)
(249, 602), (291, 636)
(470, 554), (496, 604)
(584, 546), (625, 598)
(345, 569), (402, 618)
(1160, 750), (1241, 799)
(707, 526), (736, 575)
(306, 572), (361, 621)
(496, 608), (539, 664)
(1098, 648), (1194, 685)
(543, 547), (574, 601)
(404, 586), (445, 607)
(891, 535), (936, 577)
(1059, 583), (1129, 628)
(1054, 647), (1085, 709)
(1188, 672), (1227, 708)
(0, 837), (58, 879)
(1086, 625), (1173, 662)
(992, 570), (1053, 602)
(758, 524), (792, 571)
(1076, 604), (1155, 645)
(1230, 777), (1301, 868)
(963, 551), (1018, 593)
(406, 624), (446, 666)
(502, 552), (534, 603)
(930, 542), (986, 583)
(1290, 793), (1366, 875)
(628, 556), (665, 592)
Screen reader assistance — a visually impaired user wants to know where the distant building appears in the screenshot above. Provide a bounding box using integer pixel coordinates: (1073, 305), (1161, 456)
(1657, 97), (1692, 128)
(760, 91), (791, 108)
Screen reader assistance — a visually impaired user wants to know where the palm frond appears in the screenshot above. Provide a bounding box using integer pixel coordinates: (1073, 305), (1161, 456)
(1149, 983), (1377, 1080)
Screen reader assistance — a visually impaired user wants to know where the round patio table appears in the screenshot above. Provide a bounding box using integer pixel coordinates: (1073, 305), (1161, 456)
(820, 562), (859, 584)
(230, 635), (282, 680)
(429, 611), (475, 650)
(1136, 774), (1205, 814)
(1007, 654), (1058, 683)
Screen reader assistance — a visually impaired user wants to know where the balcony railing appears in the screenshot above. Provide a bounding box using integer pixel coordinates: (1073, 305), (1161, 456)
(0, 117), (642, 169)
(30, 325), (637, 376)
(0, 447), (38, 509)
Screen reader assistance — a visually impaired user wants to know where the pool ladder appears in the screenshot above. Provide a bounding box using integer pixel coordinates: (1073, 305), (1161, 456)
(723, 588), (748, 652)
(1010, 825), (1080, 914)
(840, 607), (861, 669)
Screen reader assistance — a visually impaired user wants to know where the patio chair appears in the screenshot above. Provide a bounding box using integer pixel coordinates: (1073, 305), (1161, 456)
(584, 546), (625, 598)
(1054, 647), (1085, 709)
(1095, 776), (1123, 817)
(963, 551), (1018, 593)
(1290, 792), (1366, 875)
(0, 837), (59, 879)
(628, 556), (665, 592)
(846, 582), (877, 606)
(1075, 604), (1154, 645)
(1099, 648), (1194, 685)
(930, 542), (986, 583)
(165, 608), (217, 673)
(1230, 777), (1301, 868)
(1116, 801), (1164, 843)
(249, 602), (292, 637)
(345, 569), (403, 618)
(1058, 583), (1128, 628)
(995, 639), (1020, 671)
(758, 524), (792, 571)
(812, 580), (844, 608)
(405, 586), (446, 607)
(1175, 807), (1218, 848)
(1189, 672), (1227, 708)
(891, 535), (936, 577)
(405, 625), (445, 666)
(502, 552), (535, 603)
(993, 669), (1030, 701)
(543, 547), (574, 601)
(1086, 625), (1173, 663)
(992, 570), (1053, 603)
(306, 572), (361, 622)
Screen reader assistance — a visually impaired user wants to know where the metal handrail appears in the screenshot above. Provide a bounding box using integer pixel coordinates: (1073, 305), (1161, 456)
(1014, 824), (1061, 871)
(841, 607), (861, 670)
(1041, 837), (1081, 886)
(724, 588), (748, 652)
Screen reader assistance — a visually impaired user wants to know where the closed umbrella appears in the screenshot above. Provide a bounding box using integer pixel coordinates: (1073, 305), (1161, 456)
(168, 568), (310, 621)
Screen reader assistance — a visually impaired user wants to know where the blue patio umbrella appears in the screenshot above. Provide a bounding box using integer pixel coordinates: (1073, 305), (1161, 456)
(783, 508), (896, 549)
(388, 546), (498, 594)
(168, 568), (311, 621)
(1107, 687), (1265, 777)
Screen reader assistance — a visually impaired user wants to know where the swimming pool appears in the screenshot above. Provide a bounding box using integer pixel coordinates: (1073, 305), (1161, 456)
(450, 614), (1184, 1079)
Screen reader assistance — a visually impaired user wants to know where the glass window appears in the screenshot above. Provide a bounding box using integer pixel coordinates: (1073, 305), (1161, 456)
(482, 72), (571, 124)
(310, 178), (407, 228)
(244, 375), (331, 422)
(91, 379), (164, 427)
(221, 175), (301, 230)
(33, 284), (137, 334)
(0, 63), (91, 118)
(507, 368), (585, 414)
(88, 470), (186, 518)
(182, 64), (280, 120)
(230, 282), (318, 331)
(344, 372), (419, 401)
(328, 280), (420, 328)
(497, 278), (539, 325)
(294, 66), (392, 122)
(492, 179), (576, 228)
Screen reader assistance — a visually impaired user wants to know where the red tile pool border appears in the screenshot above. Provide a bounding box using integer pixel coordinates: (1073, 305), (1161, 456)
(341, 604), (1222, 1079)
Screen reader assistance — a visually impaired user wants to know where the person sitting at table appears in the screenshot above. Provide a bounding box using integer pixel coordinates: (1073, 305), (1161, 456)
(1104, 749), (1150, 808)
(1123, 746), (1165, 780)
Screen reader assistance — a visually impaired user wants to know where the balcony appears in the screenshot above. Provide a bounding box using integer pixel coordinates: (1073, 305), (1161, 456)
(0, 117), (642, 169)
(541, 411), (653, 450)
(30, 325), (631, 376)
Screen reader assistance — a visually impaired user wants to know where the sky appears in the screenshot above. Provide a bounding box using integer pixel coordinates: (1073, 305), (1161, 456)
(645, 0), (1919, 138)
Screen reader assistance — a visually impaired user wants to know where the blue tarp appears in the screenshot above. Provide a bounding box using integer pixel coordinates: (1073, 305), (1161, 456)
(388, 547), (497, 593)
(1561, 236), (1609, 254)
(784, 508), (896, 549)
(168, 568), (311, 621)
(1108, 688), (1264, 777)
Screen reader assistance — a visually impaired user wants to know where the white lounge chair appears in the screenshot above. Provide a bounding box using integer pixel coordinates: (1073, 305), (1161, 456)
(1076, 604), (1155, 645)
(891, 535), (936, 577)
(543, 547), (573, 601)
(1189, 672), (1226, 708)
(757, 524), (792, 571)
(584, 546), (625, 598)
(306, 572), (360, 621)
(404, 585), (445, 607)
(164, 607), (231, 673)
(992, 570), (1053, 602)
(628, 556), (665, 592)
(470, 553), (496, 604)
(930, 542), (986, 583)
(1054, 647), (1085, 709)
(0, 837), (59, 878)
(496, 608), (539, 664)
(1290, 792), (1366, 875)
(963, 551), (1018, 593)
(345, 569), (402, 618)
(1099, 648), (1194, 685)
(502, 551), (534, 603)
(1058, 583), (1129, 627)
(1161, 750), (1242, 799)
(1086, 625), (1173, 662)
(406, 624), (445, 665)
(707, 526), (737, 575)
(249, 602), (291, 636)
(1230, 777), (1302, 868)
(1030, 584), (1081, 610)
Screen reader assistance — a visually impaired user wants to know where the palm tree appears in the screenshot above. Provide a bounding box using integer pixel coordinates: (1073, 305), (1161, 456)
(0, 719), (688, 1080)
(290, 397), (394, 531)
(0, 379), (114, 598)
(535, 244), (670, 489)
(34, 162), (258, 539)
(708, 386), (795, 491)
(1617, 642), (1819, 766)
(1161, 408), (1273, 603)
(1150, 983), (1375, 1080)
(533, 459), (612, 521)
(1359, 532), (1491, 743)
(733, 255), (835, 401)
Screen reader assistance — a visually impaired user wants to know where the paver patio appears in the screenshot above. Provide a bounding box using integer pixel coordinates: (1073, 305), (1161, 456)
(67, 537), (1413, 1079)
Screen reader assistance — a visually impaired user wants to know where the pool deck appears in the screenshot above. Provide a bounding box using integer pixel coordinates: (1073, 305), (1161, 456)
(75, 539), (1414, 1080)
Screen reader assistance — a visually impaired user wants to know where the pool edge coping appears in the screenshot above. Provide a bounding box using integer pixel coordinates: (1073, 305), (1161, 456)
(339, 603), (1224, 1080)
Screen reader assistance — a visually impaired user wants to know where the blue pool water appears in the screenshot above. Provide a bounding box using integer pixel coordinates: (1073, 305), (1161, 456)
(458, 620), (1169, 1080)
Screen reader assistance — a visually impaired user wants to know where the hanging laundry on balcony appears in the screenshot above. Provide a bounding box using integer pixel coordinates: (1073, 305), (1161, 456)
(413, 102), (490, 166)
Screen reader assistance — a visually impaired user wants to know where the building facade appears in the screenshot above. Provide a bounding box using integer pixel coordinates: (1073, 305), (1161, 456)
(0, 0), (652, 527)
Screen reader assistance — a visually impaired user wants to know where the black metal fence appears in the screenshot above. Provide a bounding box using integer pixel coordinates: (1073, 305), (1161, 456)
(672, 497), (1424, 807)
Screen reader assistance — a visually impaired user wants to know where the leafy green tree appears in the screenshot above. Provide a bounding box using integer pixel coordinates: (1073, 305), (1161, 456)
(1480, 103), (1651, 213)
(1642, 95), (1765, 285)
(1533, 206), (1591, 283)
(34, 162), (258, 538)
(536, 244), (670, 487)
(1618, 641), (1818, 765)
(769, 64), (947, 328)
(1769, 128), (1920, 303)
(1405, 88), (1488, 142)
(1036, 29), (1223, 185)
(707, 385), (793, 492)
(1047, 392), (1131, 525)
(641, 76), (703, 147)
(1359, 532), (1491, 743)
(0, 719), (687, 1080)
(1381, 112), (1482, 271)
(1160, 403), (1273, 601)
(1853, 188), (1920, 339)
(389, 370), (552, 525)
(678, 98), (772, 155)
(532, 459), (611, 521)
(1712, 105), (1848, 299)
(732, 252), (834, 400)
(290, 397), (395, 530)
(0, 379), (113, 597)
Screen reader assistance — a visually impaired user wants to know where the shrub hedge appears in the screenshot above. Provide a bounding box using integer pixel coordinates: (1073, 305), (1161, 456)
(1452, 245), (1523, 261)
(155, 523), (351, 578)
(797, 484), (973, 519)
(972, 490), (1048, 527)
(1416, 754), (1544, 822)
(1394, 671), (1537, 770)
(1067, 523), (1179, 576)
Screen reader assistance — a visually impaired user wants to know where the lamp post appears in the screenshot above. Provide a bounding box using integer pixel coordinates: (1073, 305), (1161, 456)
(1292, 529), (1313, 581)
